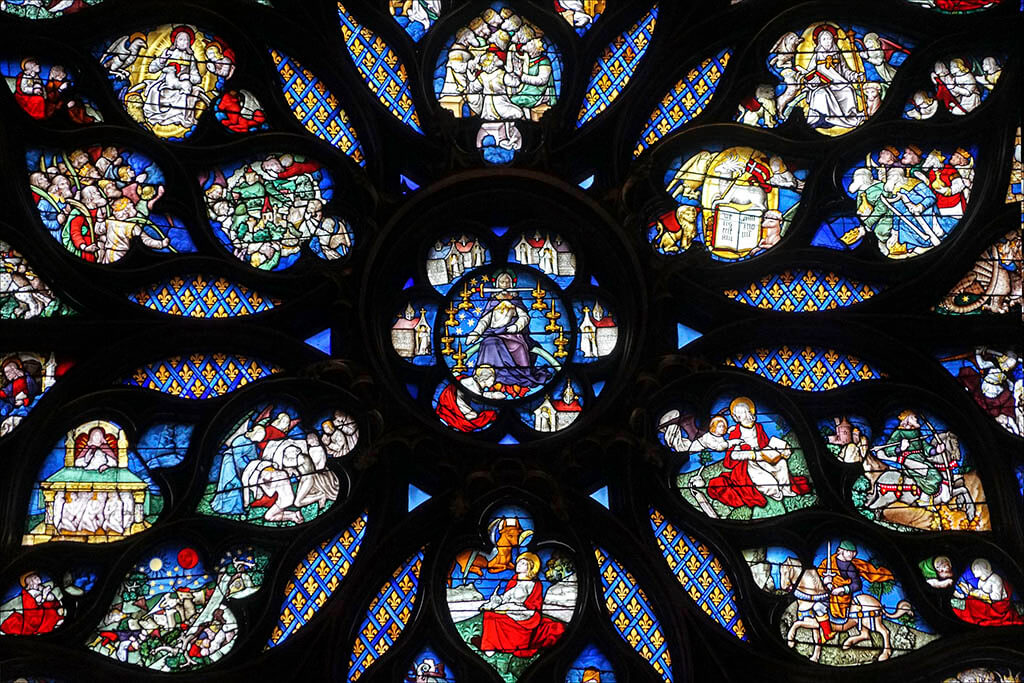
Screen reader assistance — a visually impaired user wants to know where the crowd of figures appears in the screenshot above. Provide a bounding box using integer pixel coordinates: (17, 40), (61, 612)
(201, 153), (352, 271)
(0, 241), (68, 319)
(27, 145), (193, 263)
(905, 55), (1003, 119)
(202, 404), (358, 526)
(436, 7), (560, 160)
(737, 22), (912, 136)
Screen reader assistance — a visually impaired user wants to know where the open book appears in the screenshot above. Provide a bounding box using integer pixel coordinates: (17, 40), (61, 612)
(710, 206), (761, 253)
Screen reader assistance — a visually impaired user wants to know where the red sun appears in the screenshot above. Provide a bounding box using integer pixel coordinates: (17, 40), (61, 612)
(177, 548), (199, 570)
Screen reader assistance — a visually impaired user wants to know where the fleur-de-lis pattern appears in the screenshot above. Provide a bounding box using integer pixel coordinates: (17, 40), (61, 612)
(723, 270), (881, 312)
(578, 6), (658, 126)
(123, 353), (281, 398)
(128, 275), (280, 317)
(724, 345), (885, 391)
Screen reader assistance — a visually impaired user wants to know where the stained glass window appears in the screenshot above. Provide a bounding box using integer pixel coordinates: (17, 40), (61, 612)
(0, 1), (1021, 680)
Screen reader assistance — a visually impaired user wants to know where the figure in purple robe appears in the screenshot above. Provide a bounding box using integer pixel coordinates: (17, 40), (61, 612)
(465, 272), (553, 391)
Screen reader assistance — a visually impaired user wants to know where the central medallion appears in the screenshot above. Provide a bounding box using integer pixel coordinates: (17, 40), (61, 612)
(440, 266), (571, 402)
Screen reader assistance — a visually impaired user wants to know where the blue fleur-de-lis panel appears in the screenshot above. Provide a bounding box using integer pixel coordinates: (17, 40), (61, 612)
(577, 6), (658, 126)
(1, 57), (102, 124)
(1, 0), (102, 19)
(555, 0), (605, 36)
(593, 546), (673, 683)
(657, 395), (816, 520)
(951, 558), (1024, 626)
(819, 409), (990, 533)
(723, 345), (886, 391)
(26, 146), (195, 264)
(407, 646), (455, 681)
(94, 24), (236, 141)
(390, 0), (442, 42)
(128, 275), (280, 318)
(813, 144), (979, 260)
(122, 353), (282, 399)
(85, 543), (268, 672)
(723, 270), (882, 312)
(337, 3), (422, 133)
(269, 48), (366, 166)
(937, 346), (1022, 437)
(214, 89), (269, 134)
(22, 419), (177, 546)
(634, 48), (732, 157)
(198, 400), (358, 527)
(566, 643), (616, 682)
(653, 145), (807, 262)
(0, 568), (95, 636)
(267, 511), (368, 648)
(904, 54), (1004, 121)
(0, 351), (71, 436)
(735, 23), (914, 137)
(0, 240), (74, 319)
(743, 541), (936, 665)
(649, 508), (746, 640)
(199, 153), (352, 271)
(933, 229), (1021, 316)
(348, 548), (425, 680)
(906, 0), (1004, 13)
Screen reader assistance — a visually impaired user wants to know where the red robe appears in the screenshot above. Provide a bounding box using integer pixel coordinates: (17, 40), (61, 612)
(0, 589), (63, 635)
(479, 577), (566, 657)
(928, 165), (967, 214)
(435, 382), (496, 432)
(954, 594), (1024, 627)
(14, 74), (47, 119)
(707, 423), (811, 508)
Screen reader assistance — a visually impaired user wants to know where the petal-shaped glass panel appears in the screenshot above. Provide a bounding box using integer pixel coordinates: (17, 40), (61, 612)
(86, 543), (267, 671)
(27, 145), (195, 263)
(198, 400), (356, 526)
(348, 548), (424, 680)
(593, 546), (673, 683)
(0, 570), (94, 636)
(634, 48), (732, 157)
(23, 419), (170, 546)
(0, 352), (71, 436)
(566, 644), (615, 681)
(815, 145), (978, 259)
(96, 24), (235, 141)
(819, 410), (990, 532)
(656, 146), (807, 261)
(743, 540), (936, 665)
(736, 23), (913, 137)
(122, 353), (281, 399)
(937, 347), (1021, 437)
(649, 508), (747, 639)
(392, 300), (438, 366)
(1, 0), (101, 19)
(723, 270), (881, 312)
(572, 298), (618, 362)
(407, 647), (455, 681)
(934, 229), (1021, 315)
(1, 241), (74, 319)
(657, 395), (816, 519)
(426, 234), (491, 295)
(269, 48), (366, 166)
(128, 274), (280, 318)
(337, 3), (422, 133)
(903, 54), (1003, 120)
(447, 505), (576, 680)
(199, 152), (352, 270)
(1, 57), (102, 123)
(724, 345), (885, 391)
(267, 511), (368, 647)
(577, 6), (658, 126)
(390, 1), (442, 42)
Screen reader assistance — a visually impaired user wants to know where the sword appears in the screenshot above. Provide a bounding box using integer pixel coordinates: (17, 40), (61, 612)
(877, 193), (942, 247)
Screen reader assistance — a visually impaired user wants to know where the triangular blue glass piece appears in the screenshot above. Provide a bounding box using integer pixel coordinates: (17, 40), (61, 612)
(589, 486), (610, 509)
(491, 226), (509, 237)
(677, 323), (703, 348)
(304, 329), (332, 354)
(408, 484), (431, 511)
(578, 174), (595, 190)
(592, 380), (605, 396)
(402, 277), (415, 290)
(406, 383), (419, 399)
(399, 174), (420, 193)
(590, 276), (600, 287)
(498, 433), (519, 445)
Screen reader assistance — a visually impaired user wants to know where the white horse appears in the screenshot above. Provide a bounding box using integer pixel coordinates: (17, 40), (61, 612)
(777, 556), (914, 663)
